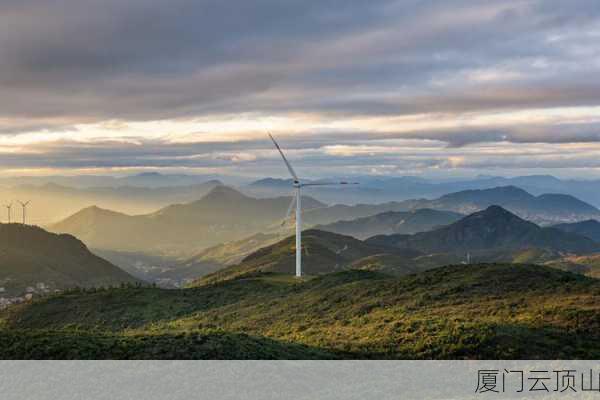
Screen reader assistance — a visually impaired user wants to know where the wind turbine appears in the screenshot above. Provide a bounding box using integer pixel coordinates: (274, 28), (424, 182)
(18, 200), (30, 225)
(4, 203), (12, 224)
(269, 133), (357, 278)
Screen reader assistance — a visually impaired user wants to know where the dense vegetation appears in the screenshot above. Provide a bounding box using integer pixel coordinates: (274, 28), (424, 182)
(1, 264), (598, 359)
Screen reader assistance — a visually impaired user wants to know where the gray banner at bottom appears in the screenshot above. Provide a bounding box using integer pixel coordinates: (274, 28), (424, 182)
(0, 361), (599, 399)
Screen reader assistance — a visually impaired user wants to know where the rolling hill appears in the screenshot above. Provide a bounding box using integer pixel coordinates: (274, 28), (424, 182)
(48, 185), (600, 259)
(302, 186), (600, 227)
(46, 185), (600, 286)
(197, 207), (600, 287)
(366, 205), (600, 255)
(177, 209), (460, 277)
(0, 224), (138, 297)
(315, 209), (463, 239)
(0, 180), (223, 225)
(49, 186), (326, 258)
(1, 264), (598, 359)
(184, 232), (288, 267)
(195, 229), (422, 285)
(246, 174), (600, 208)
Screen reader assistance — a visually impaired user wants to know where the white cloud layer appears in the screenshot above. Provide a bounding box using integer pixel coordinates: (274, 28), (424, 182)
(1, 0), (600, 177)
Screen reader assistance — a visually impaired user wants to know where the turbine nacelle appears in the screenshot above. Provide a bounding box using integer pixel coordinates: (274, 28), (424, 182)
(268, 133), (358, 278)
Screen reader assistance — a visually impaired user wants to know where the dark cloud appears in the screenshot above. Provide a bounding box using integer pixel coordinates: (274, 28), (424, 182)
(1, 0), (600, 175)
(1, 0), (599, 123)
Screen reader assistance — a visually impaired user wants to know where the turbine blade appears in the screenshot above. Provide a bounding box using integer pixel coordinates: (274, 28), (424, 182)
(281, 192), (297, 226)
(301, 181), (359, 187)
(268, 133), (299, 181)
(285, 193), (297, 220)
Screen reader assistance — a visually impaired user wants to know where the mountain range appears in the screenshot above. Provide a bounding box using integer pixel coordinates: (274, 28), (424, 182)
(366, 205), (599, 255)
(0, 172), (231, 189)
(47, 184), (600, 286)
(2, 181), (600, 359)
(0, 180), (223, 225)
(315, 209), (463, 239)
(414, 186), (600, 224)
(5, 172), (600, 227)
(199, 206), (600, 286)
(302, 186), (600, 226)
(0, 224), (138, 297)
(245, 174), (600, 208)
(7, 172), (600, 226)
(49, 186), (326, 258)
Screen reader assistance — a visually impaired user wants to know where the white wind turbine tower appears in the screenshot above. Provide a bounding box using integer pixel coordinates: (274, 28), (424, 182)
(269, 133), (357, 278)
(4, 203), (12, 224)
(18, 200), (30, 225)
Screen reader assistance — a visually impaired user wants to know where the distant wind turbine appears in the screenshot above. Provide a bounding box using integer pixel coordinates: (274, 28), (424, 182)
(4, 203), (12, 224)
(18, 200), (30, 225)
(269, 133), (358, 278)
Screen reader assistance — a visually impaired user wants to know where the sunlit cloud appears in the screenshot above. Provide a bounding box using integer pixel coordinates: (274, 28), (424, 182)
(1, 0), (600, 178)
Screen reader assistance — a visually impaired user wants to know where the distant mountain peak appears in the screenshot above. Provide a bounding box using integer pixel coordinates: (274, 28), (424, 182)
(367, 205), (599, 254)
(448, 205), (533, 232)
(202, 185), (250, 202)
(478, 204), (521, 217)
(49, 205), (131, 233)
(77, 205), (126, 217)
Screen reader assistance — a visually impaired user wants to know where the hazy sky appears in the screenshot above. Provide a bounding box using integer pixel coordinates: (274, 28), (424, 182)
(1, 0), (600, 179)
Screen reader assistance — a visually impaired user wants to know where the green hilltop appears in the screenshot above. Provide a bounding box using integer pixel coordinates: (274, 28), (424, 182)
(1, 263), (599, 359)
(195, 206), (600, 286)
(194, 229), (422, 285)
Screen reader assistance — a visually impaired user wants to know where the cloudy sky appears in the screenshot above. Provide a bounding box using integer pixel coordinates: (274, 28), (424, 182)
(1, 0), (600, 179)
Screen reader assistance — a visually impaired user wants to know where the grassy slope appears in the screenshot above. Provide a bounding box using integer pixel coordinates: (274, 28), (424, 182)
(184, 232), (288, 267)
(1, 263), (599, 359)
(195, 229), (422, 285)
